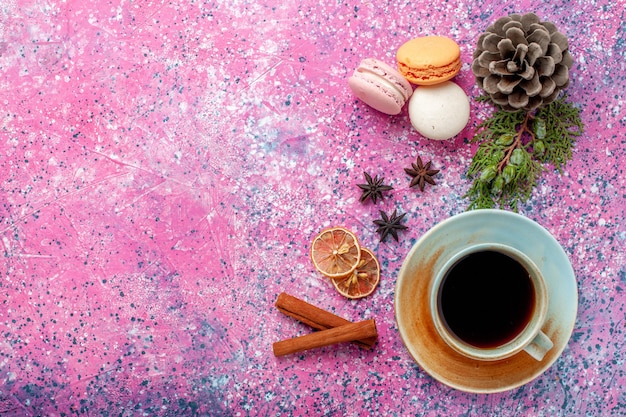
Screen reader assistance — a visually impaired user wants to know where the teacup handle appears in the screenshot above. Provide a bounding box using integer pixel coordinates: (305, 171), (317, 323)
(523, 330), (553, 361)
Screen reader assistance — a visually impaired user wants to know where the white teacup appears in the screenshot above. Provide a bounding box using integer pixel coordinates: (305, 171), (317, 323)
(430, 243), (553, 361)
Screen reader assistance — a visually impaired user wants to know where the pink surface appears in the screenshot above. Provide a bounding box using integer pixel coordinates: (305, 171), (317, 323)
(1, 0), (625, 416)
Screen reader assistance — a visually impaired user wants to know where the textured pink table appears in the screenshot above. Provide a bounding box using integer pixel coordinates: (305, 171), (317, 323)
(1, 1), (624, 416)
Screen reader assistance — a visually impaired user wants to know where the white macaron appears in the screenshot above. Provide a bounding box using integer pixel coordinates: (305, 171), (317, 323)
(408, 81), (470, 140)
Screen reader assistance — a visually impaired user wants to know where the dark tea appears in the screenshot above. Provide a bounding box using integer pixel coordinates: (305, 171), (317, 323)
(438, 250), (535, 348)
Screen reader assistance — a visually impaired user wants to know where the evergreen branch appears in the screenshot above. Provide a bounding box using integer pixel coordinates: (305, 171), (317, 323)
(464, 95), (583, 211)
(535, 95), (584, 170)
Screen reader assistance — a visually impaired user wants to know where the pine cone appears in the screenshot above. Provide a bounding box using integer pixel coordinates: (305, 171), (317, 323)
(472, 13), (573, 112)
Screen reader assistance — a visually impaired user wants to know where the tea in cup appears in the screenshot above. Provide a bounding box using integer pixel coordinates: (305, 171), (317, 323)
(430, 243), (553, 361)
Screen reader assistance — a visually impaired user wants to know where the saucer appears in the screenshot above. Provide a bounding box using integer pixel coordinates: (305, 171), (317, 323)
(394, 209), (578, 394)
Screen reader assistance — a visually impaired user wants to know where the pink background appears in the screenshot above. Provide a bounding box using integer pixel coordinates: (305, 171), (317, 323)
(1, 0), (624, 415)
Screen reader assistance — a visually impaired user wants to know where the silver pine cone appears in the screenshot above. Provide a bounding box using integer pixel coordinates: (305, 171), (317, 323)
(472, 13), (573, 112)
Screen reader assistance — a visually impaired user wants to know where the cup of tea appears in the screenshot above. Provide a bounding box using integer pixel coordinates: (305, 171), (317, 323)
(430, 243), (553, 361)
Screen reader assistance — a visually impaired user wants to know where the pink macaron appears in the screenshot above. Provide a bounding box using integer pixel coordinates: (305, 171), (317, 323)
(348, 58), (413, 115)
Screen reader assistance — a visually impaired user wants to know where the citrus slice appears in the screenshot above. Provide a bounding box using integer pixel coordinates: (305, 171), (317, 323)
(310, 227), (361, 279)
(331, 247), (380, 299)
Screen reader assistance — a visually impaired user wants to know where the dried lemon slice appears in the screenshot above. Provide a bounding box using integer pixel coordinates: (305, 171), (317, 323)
(332, 247), (380, 299)
(310, 227), (361, 279)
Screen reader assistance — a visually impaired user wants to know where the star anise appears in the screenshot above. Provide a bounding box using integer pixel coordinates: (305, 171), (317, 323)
(373, 209), (408, 242)
(357, 172), (393, 204)
(405, 156), (440, 192)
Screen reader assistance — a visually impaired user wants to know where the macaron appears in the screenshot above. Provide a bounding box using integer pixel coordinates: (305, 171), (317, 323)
(397, 36), (462, 85)
(408, 81), (470, 140)
(348, 58), (413, 115)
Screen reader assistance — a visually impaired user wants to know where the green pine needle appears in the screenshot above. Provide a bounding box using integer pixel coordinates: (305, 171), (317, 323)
(464, 95), (584, 211)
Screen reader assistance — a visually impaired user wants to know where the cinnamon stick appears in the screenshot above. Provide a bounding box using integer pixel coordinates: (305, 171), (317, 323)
(275, 292), (377, 348)
(272, 319), (378, 357)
